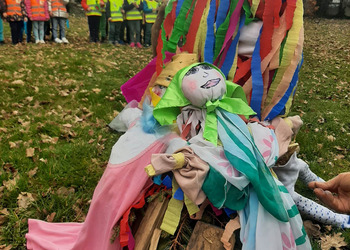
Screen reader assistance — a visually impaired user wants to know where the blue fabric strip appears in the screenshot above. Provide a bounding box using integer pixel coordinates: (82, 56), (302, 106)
(250, 28), (264, 120)
(175, 0), (185, 17)
(153, 175), (162, 185)
(265, 55), (304, 120)
(204, 0), (217, 63)
(221, 15), (245, 77)
(173, 187), (184, 200)
(162, 175), (172, 189)
(215, 0), (230, 30)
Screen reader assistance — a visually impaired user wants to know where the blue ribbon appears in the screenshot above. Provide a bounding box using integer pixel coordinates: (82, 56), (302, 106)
(250, 28), (264, 119)
(221, 15), (245, 77)
(215, 0), (230, 30)
(175, 0), (184, 17)
(204, 0), (216, 63)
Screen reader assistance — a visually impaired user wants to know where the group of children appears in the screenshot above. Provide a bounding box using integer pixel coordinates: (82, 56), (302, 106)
(0, 0), (69, 45)
(82, 0), (163, 47)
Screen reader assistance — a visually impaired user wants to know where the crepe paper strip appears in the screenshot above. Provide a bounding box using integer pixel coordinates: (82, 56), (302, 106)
(175, 0), (184, 17)
(221, 216), (241, 250)
(153, 175), (162, 185)
(220, 15), (246, 77)
(242, 0), (255, 24)
(182, 0), (208, 52)
(250, 0), (260, 17)
(273, 0), (282, 28)
(210, 203), (223, 216)
(195, 0), (211, 59)
(259, 0), (275, 60)
(162, 175), (172, 189)
(265, 54), (303, 120)
(215, 0), (230, 30)
(213, 0), (244, 66)
(262, 0), (303, 119)
(233, 57), (252, 85)
(127, 231), (135, 250)
(250, 29), (264, 119)
(203, 0), (217, 63)
(224, 208), (236, 217)
(173, 187), (184, 200)
(167, 0), (194, 53)
(285, 0), (297, 31)
(217, 111), (288, 222)
(161, 179), (184, 235)
(184, 194), (200, 216)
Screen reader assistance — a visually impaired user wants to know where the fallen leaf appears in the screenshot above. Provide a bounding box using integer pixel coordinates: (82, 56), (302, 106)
(39, 158), (48, 164)
(303, 220), (321, 239)
(46, 212), (56, 222)
(17, 192), (36, 210)
(9, 142), (17, 148)
(3, 175), (20, 191)
(28, 167), (38, 178)
(11, 80), (24, 85)
(56, 187), (75, 197)
(92, 88), (101, 94)
(88, 139), (95, 144)
(63, 124), (72, 128)
(0, 128), (7, 133)
(26, 148), (35, 157)
(326, 135), (335, 142)
(320, 232), (347, 250)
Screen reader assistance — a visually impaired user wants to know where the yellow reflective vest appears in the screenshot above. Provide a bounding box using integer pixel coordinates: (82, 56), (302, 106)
(144, 0), (157, 23)
(125, 0), (142, 20)
(86, 0), (102, 16)
(109, 0), (123, 21)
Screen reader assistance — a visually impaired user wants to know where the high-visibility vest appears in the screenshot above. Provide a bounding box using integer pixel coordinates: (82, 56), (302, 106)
(86, 0), (102, 16)
(51, 0), (66, 13)
(30, 0), (46, 18)
(5, 0), (22, 16)
(125, 0), (141, 20)
(109, 0), (123, 22)
(144, 0), (157, 23)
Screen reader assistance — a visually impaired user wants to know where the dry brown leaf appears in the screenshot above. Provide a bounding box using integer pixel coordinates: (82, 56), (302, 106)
(56, 187), (75, 196)
(334, 146), (346, 151)
(9, 142), (17, 148)
(39, 158), (48, 164)
(88, 139), (95, 144)
(11, 80), (24, 85)
(0, 208), (9, 216)
(0, 215), (7, 226)
(303, 220), (321, 239)
(334, 154), (345, 160)
(72, 204), (86, 222)
(28, 167), (38, 178)
(326, 135), (335, 142)
(46, 212), (56, 222)
(92, 88), (101, 94)
(0, 128), (8, 133)
(0, 244), (13, 250)
(26, 147), (35, 157)
(320, 232), (347, 250)
(63, 124), (72, 128)
(3, 175), (20, 191)
(17, 192), (36, 210)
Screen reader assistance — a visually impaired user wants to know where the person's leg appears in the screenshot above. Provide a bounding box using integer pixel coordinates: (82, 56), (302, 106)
(144, 22), (152, 46)
(99, 12), (106, 42)
(127, 20), (136, 45)
(32, 21), (39, 42)
(115, 21), (122, 44)
(87, 16), (94, 42)
(89, 16), (100, 42)
(135, 20), (141, 47)
(108, 21), (116, 44)
(0, 18), (4, 43)
(52, 18), (59, 41)
(38, 21), (45, 42)
(26, 19), (32, 42)
(59, 18), (66, 39)
(9, 21), (17, 44)
(18, 21), (24, 43)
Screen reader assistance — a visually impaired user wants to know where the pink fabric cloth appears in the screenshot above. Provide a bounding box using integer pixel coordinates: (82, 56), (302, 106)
(26, 139), (169, 250)
(120, 52), (173, 103)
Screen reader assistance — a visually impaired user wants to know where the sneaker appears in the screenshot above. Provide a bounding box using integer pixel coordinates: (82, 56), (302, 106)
(61, 37), (69, 44)
(130, 42), (135, 48)
(118, 40), (125, 45)
(54, 38), (62, 43)
(40, 40), (45, 44)
(136, 42), (142, 48)
(35, 40), (40, 44)
(144, 44), (150, 48)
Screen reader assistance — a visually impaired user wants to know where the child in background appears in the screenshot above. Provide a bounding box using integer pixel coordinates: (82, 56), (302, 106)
(25, 0), (49, 43)
(48, 0), (69, 43)
(142, 0), (157, 47)
(106, 0), (123, 45)
(0, 0), (28, 45)
(81, 0), (105, 43)
(123, 0), (142, 48)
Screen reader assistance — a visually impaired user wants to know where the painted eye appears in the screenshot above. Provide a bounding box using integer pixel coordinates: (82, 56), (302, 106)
(200, 64), (213, 70)
(185, 66), (199, 76)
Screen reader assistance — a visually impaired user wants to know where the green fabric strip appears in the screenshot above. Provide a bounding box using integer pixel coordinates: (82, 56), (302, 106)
(278, 185), (289, 193)
(287, 205), (299, 218)
(295, 226), (307, 245)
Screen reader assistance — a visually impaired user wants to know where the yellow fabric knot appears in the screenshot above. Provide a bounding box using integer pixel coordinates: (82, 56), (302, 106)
(144, 164), (156, 177)
(172, 152), (185, 169)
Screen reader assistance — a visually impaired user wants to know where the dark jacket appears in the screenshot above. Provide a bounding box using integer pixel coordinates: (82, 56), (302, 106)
(0, 0), (27, 21)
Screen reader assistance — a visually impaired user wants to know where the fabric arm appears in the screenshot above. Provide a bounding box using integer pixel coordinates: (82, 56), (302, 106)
(81, 0), (89, 11)
(142, 1), (151, 13)
(122, 0), (134, 11)
(24, 0), (32, 20)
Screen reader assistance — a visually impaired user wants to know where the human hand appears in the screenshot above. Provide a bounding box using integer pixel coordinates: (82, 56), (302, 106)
(308, 172), (350, 214)
(108, 17), (111, 21)
(87, 7), (91, 11)
(121, 9), (124, 13)
(49, 11), (53, 16)
(24, 17), (28, 22)
(3, 13), (7, 18)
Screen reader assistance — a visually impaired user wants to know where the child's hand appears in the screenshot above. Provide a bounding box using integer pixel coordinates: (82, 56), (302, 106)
(87, 7), (91, 11)
(24, 17), (28, 22)
(49, 11), (53, 16)
(108, 17), (111, 21)
(121, 9), (124, 14)
(3, 13), (7, 18)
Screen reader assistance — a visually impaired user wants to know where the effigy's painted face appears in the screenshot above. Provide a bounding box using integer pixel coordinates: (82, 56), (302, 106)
(181, 64), (226, 107)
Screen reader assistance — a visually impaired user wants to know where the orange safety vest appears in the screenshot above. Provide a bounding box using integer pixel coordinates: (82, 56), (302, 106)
(6, 0), (22, 16)
(30, 0), (45, 18)
(51, 0), (66, 13)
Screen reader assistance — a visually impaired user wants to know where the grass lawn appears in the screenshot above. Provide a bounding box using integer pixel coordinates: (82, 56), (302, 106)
(0, 14), (349, 249)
